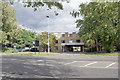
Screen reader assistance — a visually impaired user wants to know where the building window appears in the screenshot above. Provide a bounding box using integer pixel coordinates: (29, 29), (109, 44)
(56, 40), (58, 44)
(69, 40), (72, 43)
(62, 34), (65, 37)
(54, 46), (58, 50)
(69, 34), (72, 37)
(55, 34), (58, 37)
(76, 40), (80, 43)
(61, 40), (65, 43)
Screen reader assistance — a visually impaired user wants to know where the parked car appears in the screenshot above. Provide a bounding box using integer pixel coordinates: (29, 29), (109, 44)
(22, 47), (30, 52)
(16, 47), (22, 52)
(30, 47), (38, 52)
(15, 47), (30, 52)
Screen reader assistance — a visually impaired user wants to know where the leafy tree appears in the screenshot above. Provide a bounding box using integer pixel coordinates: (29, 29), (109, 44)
(20, 29), (36, 48)
(71, 2), (119, 52)
(8, 28), (23, 47)
(9, 0), (70, 15)
(1, 1), (18, 33)
(0, 30), (9, 46)
(8, 28), (36, 48)
(1, 0), (19, 49)
(36, 32), (56, 52)
(0, 0), (2, 27)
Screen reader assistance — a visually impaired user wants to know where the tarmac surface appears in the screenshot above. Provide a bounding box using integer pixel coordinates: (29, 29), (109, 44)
(1, 54), (118, 78)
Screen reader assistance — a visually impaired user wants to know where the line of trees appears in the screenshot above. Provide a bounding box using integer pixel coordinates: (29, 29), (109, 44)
(0, 1), (36, 51)
(71, 2), (120, 52)
(0, 0), (61, 52)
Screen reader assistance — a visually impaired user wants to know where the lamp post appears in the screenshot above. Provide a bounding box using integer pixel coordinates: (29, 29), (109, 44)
(46, 15), (50, 54)
(14, 27), (17, 53)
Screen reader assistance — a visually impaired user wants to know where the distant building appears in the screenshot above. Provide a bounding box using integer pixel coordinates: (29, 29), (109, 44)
(51, 32), (85, 52)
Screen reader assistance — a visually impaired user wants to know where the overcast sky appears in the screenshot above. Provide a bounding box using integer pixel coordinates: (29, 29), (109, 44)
(13, 0), (91, 33)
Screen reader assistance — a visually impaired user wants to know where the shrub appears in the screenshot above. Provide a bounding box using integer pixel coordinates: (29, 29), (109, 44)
(4, 48), (13, 53)
(105, 45), (116, 53)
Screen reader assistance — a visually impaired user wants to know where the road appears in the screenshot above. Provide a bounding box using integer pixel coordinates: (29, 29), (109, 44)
(1, 54), (118, 79)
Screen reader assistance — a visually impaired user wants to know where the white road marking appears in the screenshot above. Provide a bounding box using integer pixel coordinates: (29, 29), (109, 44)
(105, 62), (116, 68)
(37, 60), (44, 62)
(79, 66), (118, 69)
(24, 72), (28, 74)
(23, 63), (30, 65)
(10, 59), (17, 60)
(64, 61), (78, 65)
(64, 61), (97, 65)
(83, 62), (98, 67)
(33, 63), (55, 67)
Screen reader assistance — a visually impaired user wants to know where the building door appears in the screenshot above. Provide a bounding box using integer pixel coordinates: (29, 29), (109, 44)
(62, 46), (65, 52)
(73, 46), (81, 52)
(69, 46), (73, 52)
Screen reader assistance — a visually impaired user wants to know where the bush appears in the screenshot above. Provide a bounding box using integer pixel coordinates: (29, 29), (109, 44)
(4, 48), (13, 53)
(2, 47), (8, 52)
(105, 45), (116, 53)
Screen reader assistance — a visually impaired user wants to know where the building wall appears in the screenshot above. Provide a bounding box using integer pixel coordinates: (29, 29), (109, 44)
(51, 32), (83, 52)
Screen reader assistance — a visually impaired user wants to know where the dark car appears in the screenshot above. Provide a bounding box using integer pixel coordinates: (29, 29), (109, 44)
(30, 47), (38, 52)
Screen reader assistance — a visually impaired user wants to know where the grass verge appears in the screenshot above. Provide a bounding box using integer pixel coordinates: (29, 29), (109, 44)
(81, 52), (119, 56)
(0, 52), (57, 56)
(0, 52), (120, 56)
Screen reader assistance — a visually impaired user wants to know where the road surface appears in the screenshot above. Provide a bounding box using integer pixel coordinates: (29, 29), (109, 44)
(1, 54), (118, 79)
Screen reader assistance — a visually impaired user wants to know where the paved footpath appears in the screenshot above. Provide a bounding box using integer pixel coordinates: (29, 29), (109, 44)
(1, 54), (118, 78)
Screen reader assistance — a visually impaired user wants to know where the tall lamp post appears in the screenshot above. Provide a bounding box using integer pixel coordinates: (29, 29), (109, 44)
(14, 27), (17, 53)
(46, 15), (50, 54)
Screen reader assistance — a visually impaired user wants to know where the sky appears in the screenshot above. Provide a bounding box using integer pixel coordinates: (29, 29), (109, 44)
(12, 0), (91, 33)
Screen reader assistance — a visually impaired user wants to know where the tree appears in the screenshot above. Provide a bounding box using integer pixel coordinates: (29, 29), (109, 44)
(0, 0), (2, 27)
(36, 32), (56, 52)
(8, 28), (23, 47)
(8, 28), (36, 48)
(71, 2), (119, 52)
(1, 1), (18, 33)
(0, 30), (9, 46)
(9, 0), (70, 16)
(20, 29), (36, 48)
(1, 0), (19, 48)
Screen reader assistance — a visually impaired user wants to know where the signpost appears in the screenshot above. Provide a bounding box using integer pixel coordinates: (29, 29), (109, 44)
(34, 40), (40, 54)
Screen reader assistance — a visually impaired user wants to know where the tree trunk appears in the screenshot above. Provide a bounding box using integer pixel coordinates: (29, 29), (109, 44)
(100, 43), (102, 52)
(90, 45), (92, 52)
(96, 39), (99, 52)
(45, 48), (46, 52)
(91, 43), (93, 52)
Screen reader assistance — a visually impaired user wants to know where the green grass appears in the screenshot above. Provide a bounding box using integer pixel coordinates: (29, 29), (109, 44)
(0, 51), (120, 56)
(0, 52), (58, 56)
(81, 52), (119, 56)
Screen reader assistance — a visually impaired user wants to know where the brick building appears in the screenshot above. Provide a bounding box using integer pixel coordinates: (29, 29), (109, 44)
(51, 32), (85, 52)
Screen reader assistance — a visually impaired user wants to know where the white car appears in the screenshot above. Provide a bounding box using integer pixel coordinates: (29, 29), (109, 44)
(22, 47), (30, 52)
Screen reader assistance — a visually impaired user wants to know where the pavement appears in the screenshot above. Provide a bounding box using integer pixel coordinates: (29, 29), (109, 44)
(0, 54), (118, 78)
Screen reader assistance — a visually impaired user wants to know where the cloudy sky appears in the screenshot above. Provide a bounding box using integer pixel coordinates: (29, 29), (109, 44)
(13, 0), (91, 33)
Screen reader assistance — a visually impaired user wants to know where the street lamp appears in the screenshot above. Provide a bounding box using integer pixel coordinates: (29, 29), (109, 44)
(46, 15), (50, 54)
(14, 27), (17, 53)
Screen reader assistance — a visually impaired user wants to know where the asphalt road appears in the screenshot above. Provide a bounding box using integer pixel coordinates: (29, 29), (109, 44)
(1, 54), (118, 78)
